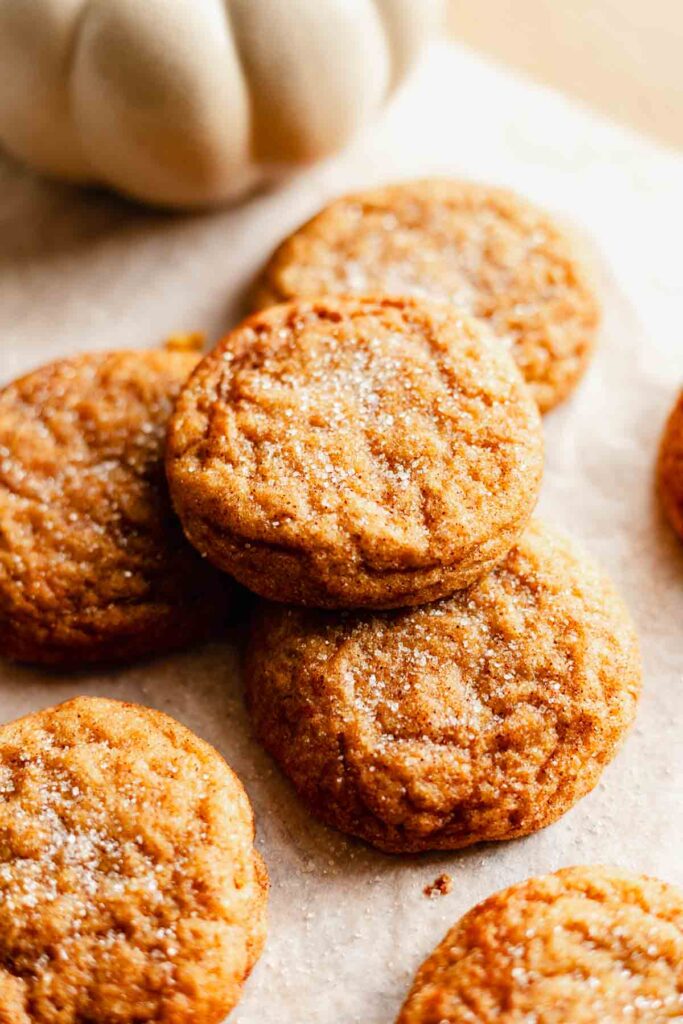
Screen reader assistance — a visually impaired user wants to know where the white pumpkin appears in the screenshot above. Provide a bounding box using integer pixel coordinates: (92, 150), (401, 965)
(0, 0), (443, 208)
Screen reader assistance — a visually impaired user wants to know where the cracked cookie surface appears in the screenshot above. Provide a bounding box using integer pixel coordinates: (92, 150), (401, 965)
(658, 390), (683, 542)
(167, 296), (543, 609)
(253, 179), (600, 412)
(0, 347), (232, 665)
(396, 866), (683, 1023)
(245, 521), (640, 852)
(0, 697), (267, 1024)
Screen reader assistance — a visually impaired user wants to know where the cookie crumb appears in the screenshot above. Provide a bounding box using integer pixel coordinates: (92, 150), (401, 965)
(164, 331), (205, 353)
(424, 873), (453, 899)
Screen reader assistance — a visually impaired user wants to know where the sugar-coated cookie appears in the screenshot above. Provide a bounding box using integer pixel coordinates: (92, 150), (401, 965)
(658, 389), (683, 542)
(0, 345), (232, 665)
(0, 697), (267, 1024)
(254, 180), (600, 412)
(246, 521), (640, 852)
(396, 866), (683, 1023)
(167, 297), (543, 609)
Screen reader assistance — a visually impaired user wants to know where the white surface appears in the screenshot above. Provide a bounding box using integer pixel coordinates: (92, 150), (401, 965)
(0, 41), (682, 1023)
(0, 0), (442, 207)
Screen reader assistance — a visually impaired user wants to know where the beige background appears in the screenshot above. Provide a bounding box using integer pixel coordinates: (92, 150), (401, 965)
(449, 0), (683, 150)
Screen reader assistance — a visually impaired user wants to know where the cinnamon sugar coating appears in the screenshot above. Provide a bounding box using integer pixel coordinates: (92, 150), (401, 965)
(245, 522), (641, 852)
(254, 180), (600, 412)
(167, 297), (543, 609)
(0, 347), (232, 665)
(397, 866), (683, 1023)
(0, 697), (267, 1024)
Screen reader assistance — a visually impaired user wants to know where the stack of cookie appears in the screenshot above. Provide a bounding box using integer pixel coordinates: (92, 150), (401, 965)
(166, 181), (641, 856)
(2, 180), (679, 1024)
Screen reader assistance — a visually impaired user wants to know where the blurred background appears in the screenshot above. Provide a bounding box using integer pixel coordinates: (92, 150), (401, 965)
(449, 0), (683, 150)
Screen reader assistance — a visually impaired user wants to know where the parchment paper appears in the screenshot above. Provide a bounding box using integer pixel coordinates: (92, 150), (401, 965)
(1, 42), (682, 1023)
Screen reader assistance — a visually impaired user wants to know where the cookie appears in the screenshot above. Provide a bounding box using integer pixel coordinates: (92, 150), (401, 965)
(167, 296), (543, 609)
(0, 344), (232, 665)
(245, 521), (640, 852)
(396, 866), (683, 1023)
(0, 696), (267, 1024)
(254, 180), (600, 412)
(658, 389), (683, 541)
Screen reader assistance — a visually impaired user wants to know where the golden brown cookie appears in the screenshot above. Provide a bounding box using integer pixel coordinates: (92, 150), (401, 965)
(245, 521), (641, 853)
(167, 296), (543, 609)
(254, 179), (600, 412)
(0, 696), (268, 1024)
(396, 866), (683, 1023)
(0, 345), (233, 665)
(658, 389), (683, 541)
